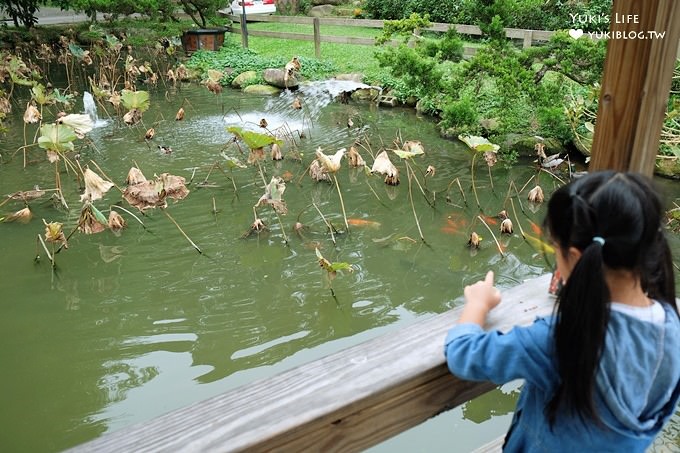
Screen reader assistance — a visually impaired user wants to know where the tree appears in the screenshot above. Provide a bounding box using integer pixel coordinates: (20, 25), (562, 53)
(0, 0), (40, 28)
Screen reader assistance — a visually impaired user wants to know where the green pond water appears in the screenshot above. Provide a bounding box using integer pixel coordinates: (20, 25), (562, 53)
(0, 83), (678, 452)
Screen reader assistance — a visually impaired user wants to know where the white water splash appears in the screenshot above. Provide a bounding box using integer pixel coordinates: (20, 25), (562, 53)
(83, 91), (108, 128)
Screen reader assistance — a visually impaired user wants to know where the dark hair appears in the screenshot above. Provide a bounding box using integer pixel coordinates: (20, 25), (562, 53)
(543, 171), (677, 425)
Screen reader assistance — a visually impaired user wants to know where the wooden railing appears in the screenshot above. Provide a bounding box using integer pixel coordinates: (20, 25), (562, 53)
(70, 274), (554, 452)
(221, 14), (557, 58)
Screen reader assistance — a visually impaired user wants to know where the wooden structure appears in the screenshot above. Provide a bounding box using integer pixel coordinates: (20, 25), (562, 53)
(589, 0), (680, 176)
(70, 275), (554, 452)
(223, 14), (555, 59)
(69, 2), (679, 451)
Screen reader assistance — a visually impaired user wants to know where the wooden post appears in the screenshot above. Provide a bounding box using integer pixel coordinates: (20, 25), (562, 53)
(240, 11), (249, 48)
(589, 0), (680, 175)
(522, 30), (532, 48)
(313, 17), (321, 58)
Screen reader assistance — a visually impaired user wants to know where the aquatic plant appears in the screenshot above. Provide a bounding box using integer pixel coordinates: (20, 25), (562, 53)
(315, 247), (354, 302)
(458, 134), (499, 209)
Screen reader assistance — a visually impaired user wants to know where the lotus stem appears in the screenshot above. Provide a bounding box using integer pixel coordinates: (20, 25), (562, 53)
(36, 234), (54, 267)
(471, 153), (480, 209)
(510, 198), (526, 239)
(272, 206), (289, 245)
(488, 164), (494, 191)
(312, 202), (336, 245)
(406, 160), (434, 208)
(407, 165), (425, 242)
(478, 215), (504, 257)
(332, 174), (349, 233)
(162, 209), (202, 254)
(212, 197), (217, 215)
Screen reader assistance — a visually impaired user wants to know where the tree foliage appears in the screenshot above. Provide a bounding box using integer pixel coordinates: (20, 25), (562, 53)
(0, 0), (40, 28)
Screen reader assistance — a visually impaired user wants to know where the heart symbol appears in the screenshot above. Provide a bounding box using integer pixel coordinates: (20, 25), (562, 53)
(569, 28), (584, 39)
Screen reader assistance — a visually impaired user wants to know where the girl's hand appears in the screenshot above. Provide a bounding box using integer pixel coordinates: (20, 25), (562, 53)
(459, 271), (502, 326)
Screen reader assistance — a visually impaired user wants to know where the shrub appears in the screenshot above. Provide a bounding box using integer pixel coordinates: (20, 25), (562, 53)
(441, 94), (478, 131)
(362, 0), (409, 20)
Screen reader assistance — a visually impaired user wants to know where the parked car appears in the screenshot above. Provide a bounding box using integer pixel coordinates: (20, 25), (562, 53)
(227, 0), (276, 15)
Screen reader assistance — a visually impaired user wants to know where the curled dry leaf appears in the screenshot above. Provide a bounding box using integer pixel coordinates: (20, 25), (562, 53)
(0, 96), (11, 114)
(347, 146), (365, 167)
(79, 202), (108, 235)
(468, 231), (481, 248)
(176, 64), (189, 81)
(126, 167), (147, 185)
(256, 176), (287, 215)
(259, 118), (268, 128)
(425, 165), (436, 177)
(247, 147), (266, 165)
(271, 143), (283, 161)
(80, 167), (114, 202)
(57, 113), (93, 138)
(501, 218), (513, 234)
(4, 207), (32, 223)
(123, 108), (142, 125)
(309, 159), (329, 182)
(242, 217), (268, 238)
(483, 151), (497, 167)
(108, 210), (126, 232)
(528, 185), (544, 203)
(166, 69), (176, 83)
(145, 128), (155, 140)
(108, 91), (121, 108)
(175, 107), (184, 121)
(43, 219), (67, 248)
(402, 140), (424, 155)
(23, 102), (41, 124)
(316, 147), (345, 173)
(46, 150), (60, 163)
(206, 79), (222, 94)
(371, 150), (400, 185)
(292, 97), (302, 110)
(535, 142), (547, 160)
(123, 173), (189, 211)
(498, 210), (508, 220)
(82, 50), (93, 65)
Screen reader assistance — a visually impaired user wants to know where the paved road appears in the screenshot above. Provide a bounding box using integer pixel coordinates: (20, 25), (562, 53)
(2, 6), (127, 26)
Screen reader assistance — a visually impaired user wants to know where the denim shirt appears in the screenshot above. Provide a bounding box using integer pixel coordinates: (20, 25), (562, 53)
(444, 303), (680, 452)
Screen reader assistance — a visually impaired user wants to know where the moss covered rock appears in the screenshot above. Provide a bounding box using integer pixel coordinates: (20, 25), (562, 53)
(655, 155), (680, 179)
(243, 84), (281, 96)
(231, 70), (258, 88)
(502, 134), (565, 157)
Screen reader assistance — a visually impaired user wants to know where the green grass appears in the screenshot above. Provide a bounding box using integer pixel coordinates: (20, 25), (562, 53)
(247, 22), (382, 39)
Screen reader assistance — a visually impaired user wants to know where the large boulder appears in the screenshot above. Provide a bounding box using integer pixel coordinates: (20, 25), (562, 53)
(312, 0), (344, 5)
(263, 68), (299, 89)
(231, 70), (258, 88)
(351, 88), (380, 102)
(309, 5), (334, 17)
(502, 134), (564, 157)
(243, 84), (281, 96)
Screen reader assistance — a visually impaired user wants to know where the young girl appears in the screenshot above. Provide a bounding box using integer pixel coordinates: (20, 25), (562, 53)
(445, 171), (680, 451)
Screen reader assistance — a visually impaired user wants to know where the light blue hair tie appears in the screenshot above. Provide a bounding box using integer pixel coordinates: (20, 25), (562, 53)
(592, 236), (605, 246)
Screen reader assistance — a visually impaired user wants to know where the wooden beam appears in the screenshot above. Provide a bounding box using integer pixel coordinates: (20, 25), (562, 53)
(68, 275), (554, 452)
(589, 0), (680, 175)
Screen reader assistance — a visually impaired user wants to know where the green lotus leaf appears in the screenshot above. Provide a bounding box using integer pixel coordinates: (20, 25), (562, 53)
(121, 90), (150, 113)
(458, 135), (500, 153)
(31, 84), (53, 106)
(392, 149), (421, 159)
(68, 43), (86, 60)
(38, 123), (77, 152)
(52, 89), (74, 108)
(227, 126), (282, 150)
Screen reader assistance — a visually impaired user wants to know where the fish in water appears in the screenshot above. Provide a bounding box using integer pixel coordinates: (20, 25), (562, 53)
(347, 218), (381, 228)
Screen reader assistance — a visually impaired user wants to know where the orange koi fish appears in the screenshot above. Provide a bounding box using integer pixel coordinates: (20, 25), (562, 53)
(347, 218), (381, 228)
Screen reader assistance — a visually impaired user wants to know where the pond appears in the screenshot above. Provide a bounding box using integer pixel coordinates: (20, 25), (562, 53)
(1, 82), (679, 452)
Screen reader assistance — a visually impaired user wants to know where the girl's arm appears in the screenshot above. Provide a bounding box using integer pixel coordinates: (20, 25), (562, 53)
(459, 271), (502, 325)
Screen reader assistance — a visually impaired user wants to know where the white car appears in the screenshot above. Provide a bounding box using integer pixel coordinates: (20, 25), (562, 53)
(228, 0), (276, 15)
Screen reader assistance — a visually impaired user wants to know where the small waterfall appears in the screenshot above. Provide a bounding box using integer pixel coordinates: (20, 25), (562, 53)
(83, 91), (103, 126)
(222, 80), (379, 148)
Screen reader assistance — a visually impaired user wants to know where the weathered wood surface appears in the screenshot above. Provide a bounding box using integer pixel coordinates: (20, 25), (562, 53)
(70, 274), (554, 452)
(590, 0), (680, 176)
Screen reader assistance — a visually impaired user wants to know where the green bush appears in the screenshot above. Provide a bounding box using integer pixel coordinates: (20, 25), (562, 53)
(362, 0), (409, 20)
(440, 94), (478, 131)
(406, 0), (459, 23)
